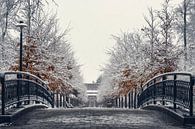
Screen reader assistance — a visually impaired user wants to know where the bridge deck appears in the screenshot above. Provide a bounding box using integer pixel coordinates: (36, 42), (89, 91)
(0, 108), (190, 129)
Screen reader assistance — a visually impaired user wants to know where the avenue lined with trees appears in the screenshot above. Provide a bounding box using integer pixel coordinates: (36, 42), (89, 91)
(0, 0), (194, 128)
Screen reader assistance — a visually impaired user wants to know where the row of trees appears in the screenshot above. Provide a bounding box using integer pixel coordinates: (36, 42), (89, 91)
(98, 0), (195, 102)
(0, 0), (86, 101)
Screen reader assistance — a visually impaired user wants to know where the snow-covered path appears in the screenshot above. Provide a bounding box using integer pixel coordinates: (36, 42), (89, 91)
(1, 108), (189, 129)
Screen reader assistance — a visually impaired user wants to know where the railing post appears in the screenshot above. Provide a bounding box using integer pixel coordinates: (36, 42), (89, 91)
(137, 94), (140, 108)
(35, 79), (39, 104)
(146, 84), (149, 106)
(118, 97), (120, 108)
(17, 73), (22, 107)
(118, 96), (121, 108)
(121, 96), (123, 108)
(66, 95), (69, 107)
(132, 91), (134, 108)
(128, 92), (131, 108)
(189, 76), (194, 116)
(134, 88), (137, 109)
(61, 94), (63, 108)
(138, 85), (143, 108)
(52, 92), (55, 108)
(60, 93), (62, 107)
(173, 74), (177, 111)
(26, 75), (30, 105)
(63, 94), (66, 108)
(115, 97), (117, 107)
(56, 91), (59, 108)
(162, 75), (166, 105)
(153, 79), (156, 105)
(1, 73), (5, 115)
(125, 95), (127, 108)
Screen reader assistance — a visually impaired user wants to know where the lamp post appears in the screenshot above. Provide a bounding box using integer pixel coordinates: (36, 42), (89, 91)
(16, 21), (27, 71)
(16, 21), (27, 107)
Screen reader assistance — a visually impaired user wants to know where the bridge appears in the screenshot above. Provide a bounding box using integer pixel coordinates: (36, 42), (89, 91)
(110, 72), (195, 125)
(0, 71), (80, 123)
(0, 71), (194, 128)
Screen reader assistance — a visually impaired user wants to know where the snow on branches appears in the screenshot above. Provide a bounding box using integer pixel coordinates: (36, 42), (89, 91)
(98, 0), (195, 102)
(0, 0), (86, 100)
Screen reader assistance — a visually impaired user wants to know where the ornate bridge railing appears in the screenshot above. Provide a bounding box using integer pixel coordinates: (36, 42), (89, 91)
(137, 72), (194, 116)
(0, 71), (54, 115)
(110, 73), (194, 114)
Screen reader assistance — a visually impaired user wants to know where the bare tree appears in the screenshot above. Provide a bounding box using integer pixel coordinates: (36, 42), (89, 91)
(175, 0), (195, 71)
(156, 0), (177, 72)
(0, 0), (21, 70)
(142, 8), (159, 65)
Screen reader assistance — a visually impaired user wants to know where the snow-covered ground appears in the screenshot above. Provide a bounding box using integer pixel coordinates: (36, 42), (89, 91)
(0, 108), (188, 129)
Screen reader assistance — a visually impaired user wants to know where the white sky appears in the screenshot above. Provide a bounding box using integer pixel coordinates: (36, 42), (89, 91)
(49, 0), (181, 83)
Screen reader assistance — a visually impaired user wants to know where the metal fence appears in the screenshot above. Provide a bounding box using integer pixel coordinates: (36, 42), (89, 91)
(0, 71), (83, 116)
(0, 71), (54, 115)
(53, 92), (81, 108)
(111, 89), (137, 109)
(109, 72), (194, 116)
(137, 72), (194, 116)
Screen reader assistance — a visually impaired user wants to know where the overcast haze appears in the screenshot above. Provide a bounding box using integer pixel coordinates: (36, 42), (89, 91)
(50, 0), (181, 83)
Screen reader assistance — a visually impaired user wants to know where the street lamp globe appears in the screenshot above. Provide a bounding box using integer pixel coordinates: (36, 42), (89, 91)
(16, 21), (27, 28)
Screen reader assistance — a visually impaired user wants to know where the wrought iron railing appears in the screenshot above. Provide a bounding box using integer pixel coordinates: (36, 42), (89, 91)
(0, 71), (54, 115)
(137, 72), (194, 116)
(109, 72), (194, 117)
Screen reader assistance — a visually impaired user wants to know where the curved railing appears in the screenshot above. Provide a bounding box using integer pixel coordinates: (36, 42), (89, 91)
(0, 71), (54, 115)
(137, 72), (194, 116)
